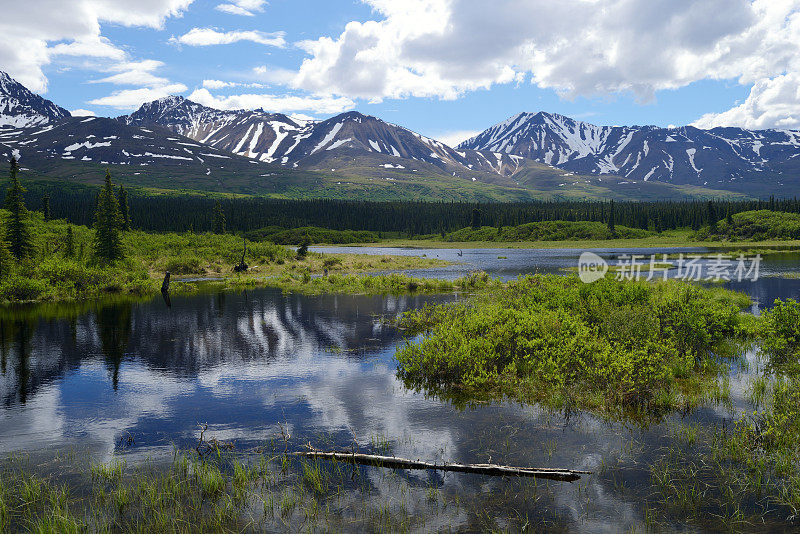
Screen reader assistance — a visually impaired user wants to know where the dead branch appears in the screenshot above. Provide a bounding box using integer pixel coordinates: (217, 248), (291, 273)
(291, 450), (590, 482)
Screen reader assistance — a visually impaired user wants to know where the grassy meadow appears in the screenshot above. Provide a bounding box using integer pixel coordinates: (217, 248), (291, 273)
(0, 211), (449, 304)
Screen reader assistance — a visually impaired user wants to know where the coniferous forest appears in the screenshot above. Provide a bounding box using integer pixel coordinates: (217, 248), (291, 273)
(18, 180), (800, 235)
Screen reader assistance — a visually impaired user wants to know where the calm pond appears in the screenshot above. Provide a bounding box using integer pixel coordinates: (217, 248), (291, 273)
(2, 247), (800, 532)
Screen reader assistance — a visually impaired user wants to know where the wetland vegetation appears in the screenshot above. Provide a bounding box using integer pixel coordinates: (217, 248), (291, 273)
(396, 275), (756, 418)
(644, 299), (800, 528)
(695, 209), (800, 241)
(0, 448), (454, 533)
(6, 169), (800, 531)
(0, 211), (449, 304)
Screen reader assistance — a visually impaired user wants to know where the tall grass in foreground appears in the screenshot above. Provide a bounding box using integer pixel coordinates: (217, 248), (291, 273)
(646, 299), (800, 528)
(0, 449), (466, 533)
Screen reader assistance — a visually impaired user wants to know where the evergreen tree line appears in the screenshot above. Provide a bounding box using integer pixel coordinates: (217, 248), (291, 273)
(16, 180), (800, 236)
(0, 160), (127, 266)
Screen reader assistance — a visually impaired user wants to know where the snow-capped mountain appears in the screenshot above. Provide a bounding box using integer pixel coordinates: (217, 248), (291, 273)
(0, 115), (292, 189)
(0, 71), (70, 129)
(459, 112), (800, 189)
(264, 110), (528, 176)
(3, 69), (799, 200)
(119, 97), (800, 194)
(121, 101), (530, 181)
(120, 96), (305, 163)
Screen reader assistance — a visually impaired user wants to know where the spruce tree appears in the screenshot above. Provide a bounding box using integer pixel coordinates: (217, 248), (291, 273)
(607, 199), (616, 234)
(42, 192), (51, 221)
(471, 208), (482, 230)
(118, 185), (130, 231)
(296, 233), (310, 258)
(707, 200), (718, 232)
(4, 157), (34, 259)
(64, 225), (75, 258)
(212, 201), (226, 234)
(94, 171), (124, 262)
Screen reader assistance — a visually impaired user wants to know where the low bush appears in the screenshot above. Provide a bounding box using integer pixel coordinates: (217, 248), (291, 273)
(759, 298), (800, 365)
(444, 221), (652, 242)
(397, 275), (753, 416)
(695, 210), (800, 241)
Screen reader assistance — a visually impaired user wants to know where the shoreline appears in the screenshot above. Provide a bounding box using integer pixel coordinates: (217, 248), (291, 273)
(336, 234), (800, 251)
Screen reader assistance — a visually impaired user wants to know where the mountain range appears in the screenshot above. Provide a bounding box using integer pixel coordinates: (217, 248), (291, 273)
(1, 70), (798, 200)
(459, 112), (800, 193)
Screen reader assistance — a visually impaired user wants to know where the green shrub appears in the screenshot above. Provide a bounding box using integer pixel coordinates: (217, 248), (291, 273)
(444, 221), (652, 242)
(397, 275), (752, 416)
(696, 210), (800, 241)
(760, 299), (800, 364)
(164, 256), (204, 275)
(0, 276), (50, 301)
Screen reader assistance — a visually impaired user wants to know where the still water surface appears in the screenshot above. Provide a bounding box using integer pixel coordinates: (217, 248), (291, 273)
(2, 247), (800, 531)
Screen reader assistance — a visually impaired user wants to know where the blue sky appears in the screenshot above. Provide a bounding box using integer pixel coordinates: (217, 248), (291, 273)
(3, 0), (798, 146)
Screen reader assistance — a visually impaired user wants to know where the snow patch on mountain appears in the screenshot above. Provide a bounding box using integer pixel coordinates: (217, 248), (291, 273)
(459, 111), (800, 186)
(0, 71), (70, 128)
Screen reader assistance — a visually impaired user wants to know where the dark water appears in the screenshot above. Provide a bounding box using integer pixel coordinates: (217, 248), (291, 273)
(315, 245), (800, 309)
(2, 247), (800, 531)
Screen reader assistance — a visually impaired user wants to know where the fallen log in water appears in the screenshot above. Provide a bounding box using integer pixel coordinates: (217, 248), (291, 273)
(292, 450), (590, 481)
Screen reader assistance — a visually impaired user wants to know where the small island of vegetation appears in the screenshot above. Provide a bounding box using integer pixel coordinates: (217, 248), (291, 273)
(396, 275), (756, 417)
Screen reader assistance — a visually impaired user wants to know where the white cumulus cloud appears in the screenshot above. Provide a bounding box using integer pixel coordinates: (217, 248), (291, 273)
(693, 74), (800, 130)
(187, 88), (354, 115)
(215, 0), (267, 16)
(169, 28), (285, 47)
(89, 84), (189, 109)
(0, 0), (194, 93)
(293, 0), (800, 128)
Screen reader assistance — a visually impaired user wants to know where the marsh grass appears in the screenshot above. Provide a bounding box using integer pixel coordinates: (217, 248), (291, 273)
(0, 211), (450, 304)
(647, 318), (800, 531)
(0, 447), (500, 533)
(258, 270), (496, 296)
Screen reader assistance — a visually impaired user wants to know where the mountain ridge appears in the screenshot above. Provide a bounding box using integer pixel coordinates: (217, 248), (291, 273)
(118, 99), (536, 183)
(458, 111), (800, 195)
(0, 69), (791, 200)
(0, 71), (71, 128)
